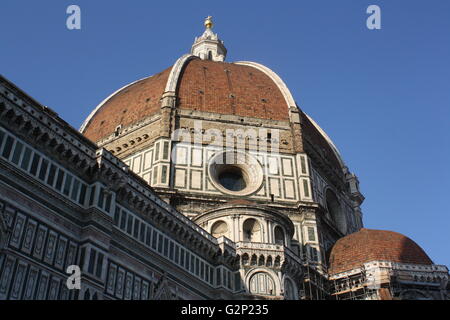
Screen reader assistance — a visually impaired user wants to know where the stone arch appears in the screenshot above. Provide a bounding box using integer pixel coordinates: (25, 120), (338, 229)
(266, 256), (273, 267)
(274, 225), (285, 245)
(249, 272), (275, 296)
(245, 268), (281, 297)
(243, 218), (262, 242)
(211, 220), (229, 238)
(274, 256), (281, 268)
(258, 255), (265, 266)
(325, 188), (346, 233)
(250, 254), (258, 266)
(242, 253), (249, 265)
(283, 277), (298, 300)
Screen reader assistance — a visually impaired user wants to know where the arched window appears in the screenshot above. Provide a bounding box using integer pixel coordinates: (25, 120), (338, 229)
(266, 256), (273, 267)
(274, 226), (285, 245)
(258, 255), (265, 266)
(249, 272), (275, 296)
(284, 279), (297, 300)
(211, 220), (228, 238)
(243, 218), (262, 242)
(242, 253), (249, 265)
(274, 256), (281, 268)
(250, 254), (258, 266)
(326, 189), (346, 232)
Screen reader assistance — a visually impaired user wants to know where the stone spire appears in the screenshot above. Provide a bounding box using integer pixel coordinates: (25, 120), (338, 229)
(191, 16), (227, 62)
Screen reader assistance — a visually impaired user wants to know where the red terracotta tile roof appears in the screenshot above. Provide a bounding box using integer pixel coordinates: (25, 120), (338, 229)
(83, 66), (172, 142)
(82, 59), (291, 143)
(177, 59), (290, 120)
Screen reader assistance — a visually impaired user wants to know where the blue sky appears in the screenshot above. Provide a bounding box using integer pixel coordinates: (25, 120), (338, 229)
(1, 1), (449, 267)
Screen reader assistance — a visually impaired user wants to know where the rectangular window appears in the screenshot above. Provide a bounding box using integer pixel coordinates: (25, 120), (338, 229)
(210, 268), (215, 285)
(38, 159), (49, 181)
(169, 241), (174, 260)
(29, 153), (41, 176)
(89, 185), (96, 206)
(152, 167), (158, 185)
(133, 220), (140, 238)
(180, 248), (185, 266)
(140, 223), (146, 242)
(308, 227), (316, 242)
(145, 227), (151, 246)
(0, 131), (4, 149)
(1, 136), (14, 159)
(216, 268), (221, 286)
(154, 142), (160, 161)
(79, 184), (87, 205)
(63, 174), (73, 196)
(47, 164), (57, 186)
(200, 262), (204, 279)
(127, 216), (133, 234)
(235, 273), (241, 291)
(151, 230), (157, 249)
(95, 253), (104, 278)
(303, 180), (310, 198)
(300, 156), (307, 174)
(104, 193), (112, 213)
(163, 238), (169, 256)
(98, 188), (105, 208)
(194, 258), (199, 276)
(174, 246), (179, 264)
(310, 247), (319, 262)
(88, 249), (97, 274)
(163, 141), (169, 160)
(55, 169), (65, 191)
(11, 141), (23, 165)
(20, 147), (32, 171)
(120, 210), (127, 230)
(161, 166), (167, 184)
(157, 234), (163, 253)
(114, 208), (121, 226)
(71, 179), (80, 201)
(79, 248), (86, 270)
(185, 252), (190, 270)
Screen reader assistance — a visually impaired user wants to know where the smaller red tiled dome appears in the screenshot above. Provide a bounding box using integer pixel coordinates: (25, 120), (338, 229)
(328, 228), (433, 274)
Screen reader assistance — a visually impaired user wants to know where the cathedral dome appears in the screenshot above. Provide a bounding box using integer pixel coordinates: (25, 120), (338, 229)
(328, 228), (433, 274)
(79, 16), (348, 178)
(81, 58), (291, 143)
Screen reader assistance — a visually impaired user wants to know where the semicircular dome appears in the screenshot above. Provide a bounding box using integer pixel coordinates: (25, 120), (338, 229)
(328, 228), (433, 274)
(81, 57), (291, 143)
(81, 66), (173, 142)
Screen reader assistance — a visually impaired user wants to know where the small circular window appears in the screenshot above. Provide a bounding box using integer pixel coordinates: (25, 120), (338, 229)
(208, 151), (263, 196)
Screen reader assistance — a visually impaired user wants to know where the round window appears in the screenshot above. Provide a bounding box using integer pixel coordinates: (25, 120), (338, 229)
(208, 151), (264, 196)
(218, 167), (247, 192)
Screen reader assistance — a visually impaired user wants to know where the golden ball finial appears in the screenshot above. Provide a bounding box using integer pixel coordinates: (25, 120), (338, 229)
(204, 16), (213, 29)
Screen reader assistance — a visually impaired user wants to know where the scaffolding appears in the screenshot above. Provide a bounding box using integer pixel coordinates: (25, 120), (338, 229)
(300, 255), (331, 300)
